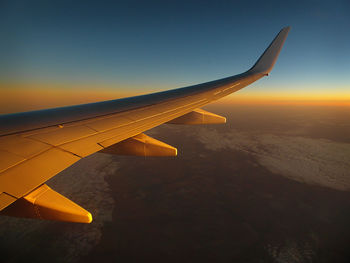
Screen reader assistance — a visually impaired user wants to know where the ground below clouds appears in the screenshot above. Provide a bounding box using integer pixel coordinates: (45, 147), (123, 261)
(82, 105), (350, 263)
(1, 105), (350, 263)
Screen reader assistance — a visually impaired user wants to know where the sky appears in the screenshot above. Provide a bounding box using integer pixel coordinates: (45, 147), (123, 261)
(0, 0), (349, 113)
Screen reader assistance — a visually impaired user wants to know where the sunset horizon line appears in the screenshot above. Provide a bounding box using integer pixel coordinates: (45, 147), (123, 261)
(1, 82), (349, 114)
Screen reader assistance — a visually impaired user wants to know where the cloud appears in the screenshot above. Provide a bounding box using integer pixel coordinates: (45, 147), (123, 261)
(266, 238), (315, 263)
(197, 128), (350, 191)
(0, 153), (118, 262)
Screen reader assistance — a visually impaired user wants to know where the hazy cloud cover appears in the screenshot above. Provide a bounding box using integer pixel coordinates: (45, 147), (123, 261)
(1, 105), (349, 262)
(0, 153), (117, 262)
(197, 128), (350, 191)
(266, 238), (315, 263)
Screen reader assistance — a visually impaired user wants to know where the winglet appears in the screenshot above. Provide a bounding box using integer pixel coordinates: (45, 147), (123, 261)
(248, 26), (290, 75)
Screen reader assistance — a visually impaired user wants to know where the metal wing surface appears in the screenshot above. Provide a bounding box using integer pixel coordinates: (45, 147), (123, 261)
(0, 27), (290, 223)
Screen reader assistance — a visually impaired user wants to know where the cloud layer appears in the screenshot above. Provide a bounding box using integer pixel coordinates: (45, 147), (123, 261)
(197, 128), (350, 191)
(0, 153), (117, 262)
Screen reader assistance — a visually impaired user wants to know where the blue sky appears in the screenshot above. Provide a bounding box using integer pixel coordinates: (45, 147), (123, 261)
(0, 0), (349, 96)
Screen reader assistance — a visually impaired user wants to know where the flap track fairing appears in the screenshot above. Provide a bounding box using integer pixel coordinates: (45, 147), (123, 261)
(100, 133), (177, 157)
(1, 184), (92, 223)
(167, 108), (226, 125)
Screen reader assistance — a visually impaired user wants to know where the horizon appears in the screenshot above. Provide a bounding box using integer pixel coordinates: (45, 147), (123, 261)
(0, 80), (349, 114)
(1, 0), (349, 114)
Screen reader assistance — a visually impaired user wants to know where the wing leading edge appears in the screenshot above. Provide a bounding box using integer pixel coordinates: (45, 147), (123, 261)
(0, 27), (290, 223)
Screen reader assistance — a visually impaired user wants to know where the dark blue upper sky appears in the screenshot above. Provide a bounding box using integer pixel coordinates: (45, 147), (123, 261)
(1, 0), (349, 95)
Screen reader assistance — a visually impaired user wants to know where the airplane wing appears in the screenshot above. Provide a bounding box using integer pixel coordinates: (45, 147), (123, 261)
(0, 27), (290, 223)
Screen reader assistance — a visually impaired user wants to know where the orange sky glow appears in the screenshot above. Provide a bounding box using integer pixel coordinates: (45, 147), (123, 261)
(0, 82), (349, 114)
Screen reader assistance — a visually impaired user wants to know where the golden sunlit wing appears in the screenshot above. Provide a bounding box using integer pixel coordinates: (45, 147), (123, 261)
(0, 27), (290, 223)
